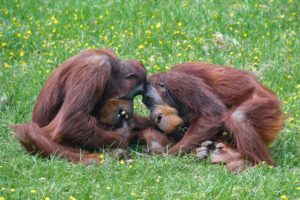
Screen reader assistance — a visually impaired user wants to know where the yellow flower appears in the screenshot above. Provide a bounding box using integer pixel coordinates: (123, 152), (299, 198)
(297, 187), (300, 190)
(10, 188), (15, 192)
(1, 43), (7, 48)
(3, 63), (11, 68)
(280, 195), (288, 200)
(45, 197), (50, 200)
(51, 16), (59, 24)
(20, 50), (24, 57)
(70, 196), (76, 200)
(138, 44), (145, 49)
(98, 154), (104, 159)
(0, 197), (5, 200)
(177, 22), (182, 27)
(155, 22), (161, 29)
(120, 160), (125, 164)
(26, 30), (32, 35)
(31, 189), (37, 193)
(20, 60), (26, 66)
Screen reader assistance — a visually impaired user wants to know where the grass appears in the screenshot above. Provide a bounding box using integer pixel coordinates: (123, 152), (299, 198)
(0, 0), (299, 199)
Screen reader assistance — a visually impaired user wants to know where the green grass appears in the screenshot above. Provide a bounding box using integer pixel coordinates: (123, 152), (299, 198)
(0, 0), (299, 199)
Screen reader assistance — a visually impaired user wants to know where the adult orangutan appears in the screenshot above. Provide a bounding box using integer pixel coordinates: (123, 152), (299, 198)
(13, 49), (146, 164)
(142, 62), (284, 172)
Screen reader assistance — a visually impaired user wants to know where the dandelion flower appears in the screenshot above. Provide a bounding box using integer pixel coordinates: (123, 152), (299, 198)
(280, 195), (288, 200)
(155, 22), (161, 29)
(31, 189), (37, 193)
(0, 197), (5, 200)
(4, 63), (11, 68)
(98, 154), (104, 159)
(70, 196), (76, 200)
(20, 60), (26, 66)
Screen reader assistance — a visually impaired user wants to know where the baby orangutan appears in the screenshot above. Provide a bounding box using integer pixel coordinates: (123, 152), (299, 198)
(93, 98), (137, 160)
(98, 98), (132, 128)
(98, 100), (175, 156)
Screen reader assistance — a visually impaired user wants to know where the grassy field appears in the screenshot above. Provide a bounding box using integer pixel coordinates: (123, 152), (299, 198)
(0, 0), (299, 199)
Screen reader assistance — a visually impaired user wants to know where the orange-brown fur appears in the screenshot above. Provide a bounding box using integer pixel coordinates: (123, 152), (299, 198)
(150, 105), (184, 134)
(143, 62), (284, 170)
(12, 49), (146, 164)
(210, 143), (247, 172)
(135, 128), (173, 153)
(98, 99), (132, 126)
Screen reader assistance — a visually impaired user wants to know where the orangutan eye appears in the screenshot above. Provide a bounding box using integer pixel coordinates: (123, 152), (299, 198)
(158, 82), (165, 88)
(126, 73), (137, 79)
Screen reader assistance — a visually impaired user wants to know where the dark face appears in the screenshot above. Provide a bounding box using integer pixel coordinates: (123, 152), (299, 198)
(104, 58), (146, 122)
(142, 73), (177, 109)
(110, 59), (146, 100)
(142, 74), (186, 133)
